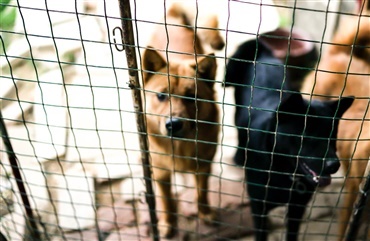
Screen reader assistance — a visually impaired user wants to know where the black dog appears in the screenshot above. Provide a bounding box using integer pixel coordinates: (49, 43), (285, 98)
(225, 35), (353, 241)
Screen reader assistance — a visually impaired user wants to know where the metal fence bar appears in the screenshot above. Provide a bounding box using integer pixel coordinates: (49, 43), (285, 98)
(117, 1), (159, 241)
(345, 159), (370, 241)
(0, 231), (8, 241)
(0, 110), (41, 241)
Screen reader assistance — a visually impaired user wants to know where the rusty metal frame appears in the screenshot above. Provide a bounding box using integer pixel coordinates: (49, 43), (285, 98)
(117, 0), (159, 240)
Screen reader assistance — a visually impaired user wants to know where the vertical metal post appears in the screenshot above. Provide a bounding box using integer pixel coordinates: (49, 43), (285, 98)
(345, 161), (370, 241)
(0, 111), (41, 241)
(116, 1), (159, 240)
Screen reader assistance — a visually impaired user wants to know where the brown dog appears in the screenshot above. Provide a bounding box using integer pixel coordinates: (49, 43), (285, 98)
(141, 4), (221, 238)
(301, 1), (370, 239)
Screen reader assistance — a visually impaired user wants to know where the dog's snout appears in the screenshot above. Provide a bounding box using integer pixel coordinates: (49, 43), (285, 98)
(325, 160), (340, 174)
(165, 118), (184, 137)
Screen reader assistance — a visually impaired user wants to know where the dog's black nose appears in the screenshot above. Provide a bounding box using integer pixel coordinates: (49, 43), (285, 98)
(165, 118), (184, 137)
(325, 160), (340, 174)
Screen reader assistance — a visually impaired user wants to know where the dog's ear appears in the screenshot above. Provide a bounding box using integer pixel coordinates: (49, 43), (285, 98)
(327, 96), (354, 118)
(278, 92), (305, 115)
(191, 54), (217, 88)
(142, 47), (167, 82)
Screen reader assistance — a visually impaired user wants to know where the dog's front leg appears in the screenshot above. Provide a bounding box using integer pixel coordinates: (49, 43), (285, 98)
(250, 200), (270, 241)
(286, 200), (308, 241)
(153, 167), (177, 238)
(194, 166), (216, 223)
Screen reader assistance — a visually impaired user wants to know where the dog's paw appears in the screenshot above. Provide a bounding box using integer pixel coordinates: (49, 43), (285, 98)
(199, 209), (218, 225)
(157, 221), (176, 239)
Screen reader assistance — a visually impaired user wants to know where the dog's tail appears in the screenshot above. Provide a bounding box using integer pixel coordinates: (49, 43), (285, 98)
(329, 0), (370, 62)
(167, 3), (191, 26)
(197, 14), (225, 51)
(167, 3), (225, 51)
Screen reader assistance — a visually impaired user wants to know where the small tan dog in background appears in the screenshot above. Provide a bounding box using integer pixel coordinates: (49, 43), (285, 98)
(141, 3), (224, 238)
(301, 0), (370, 239)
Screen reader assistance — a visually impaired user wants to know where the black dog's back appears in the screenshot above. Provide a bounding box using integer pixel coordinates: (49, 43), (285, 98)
(226, 39), (291, 166)
(225, 40), (286, 106)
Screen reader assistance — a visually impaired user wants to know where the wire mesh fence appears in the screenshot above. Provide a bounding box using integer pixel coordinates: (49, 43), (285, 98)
(0, 0), (369, 241)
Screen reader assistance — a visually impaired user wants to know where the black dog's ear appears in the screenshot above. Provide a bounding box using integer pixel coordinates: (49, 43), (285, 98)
(328, 96), (354, 118)
(278, 92), (305, 114)
(276, 93), (306, 122)
(142, 47), (167, 83)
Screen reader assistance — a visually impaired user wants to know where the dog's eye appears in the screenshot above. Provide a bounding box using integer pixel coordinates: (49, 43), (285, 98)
(157, 93), (168, 102)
